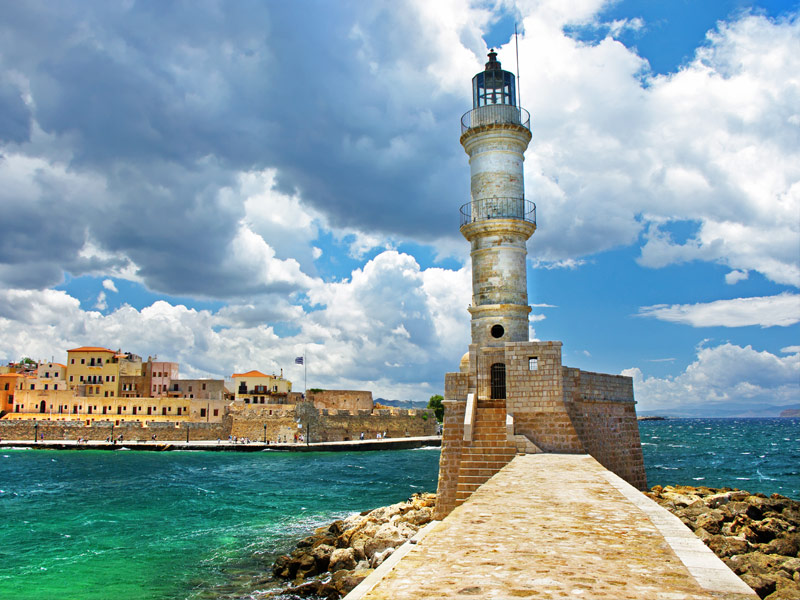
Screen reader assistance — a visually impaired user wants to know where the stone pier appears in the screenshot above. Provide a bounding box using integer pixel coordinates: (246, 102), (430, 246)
(345, 454), (756, 600)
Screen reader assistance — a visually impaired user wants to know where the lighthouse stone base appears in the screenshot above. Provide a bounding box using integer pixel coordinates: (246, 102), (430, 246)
(435, 340), (647, 519)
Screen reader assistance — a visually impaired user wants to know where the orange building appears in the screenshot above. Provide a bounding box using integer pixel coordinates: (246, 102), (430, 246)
(0, 373), (25, 415)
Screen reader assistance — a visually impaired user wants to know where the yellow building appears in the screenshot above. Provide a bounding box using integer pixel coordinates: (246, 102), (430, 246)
(4, 389), (197, 424)
(66, 347), (122, 398)
(34, 362), (68, 391)
(231, 370), (292, 404)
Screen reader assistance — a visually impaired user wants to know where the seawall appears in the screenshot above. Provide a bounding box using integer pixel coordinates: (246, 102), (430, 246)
(0, 436), (441, 452)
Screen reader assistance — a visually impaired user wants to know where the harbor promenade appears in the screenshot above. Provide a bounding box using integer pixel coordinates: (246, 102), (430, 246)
(346, 454), (756, 600)
(0, 435), (440, 452)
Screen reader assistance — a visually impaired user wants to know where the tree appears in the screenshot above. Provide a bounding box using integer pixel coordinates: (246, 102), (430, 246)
(427, 394), (444, 422)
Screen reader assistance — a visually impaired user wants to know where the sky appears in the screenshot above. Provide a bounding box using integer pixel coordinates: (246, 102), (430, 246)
(0, 0), (798, 417)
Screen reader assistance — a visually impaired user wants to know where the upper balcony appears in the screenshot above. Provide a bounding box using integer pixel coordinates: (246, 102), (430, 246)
(460, 197), (536, 228)
(461, 105), (530, 134)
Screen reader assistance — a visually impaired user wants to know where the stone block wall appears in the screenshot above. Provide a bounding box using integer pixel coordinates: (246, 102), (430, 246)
(436, 339), (648, 516)
(0, 418), (231, 441)
(308, 390), (373, 412)
(434, 399), (466, 520)
(226, 406), (437, 443)
(564, 368), (647, 490)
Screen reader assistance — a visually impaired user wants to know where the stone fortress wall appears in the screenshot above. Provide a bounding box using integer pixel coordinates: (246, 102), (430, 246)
(0, 418), (229, 441)
(1, 405), (437, 443)
(307, 389), (373, 413)
(228, 405), (436, 442)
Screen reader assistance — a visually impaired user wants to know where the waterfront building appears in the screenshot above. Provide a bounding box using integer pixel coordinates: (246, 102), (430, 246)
(34, 362), (67, 391)
(66, 347), (122, 398)
(435, 52), (646, 518)
(143, 359), (178, 397)
(232, 370), (292, 404)
(0, 373), (25, 415)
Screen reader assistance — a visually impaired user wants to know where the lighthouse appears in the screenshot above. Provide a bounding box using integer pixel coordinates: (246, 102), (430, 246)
(434, 50), (646, 519)
(460, 50), (536, 347)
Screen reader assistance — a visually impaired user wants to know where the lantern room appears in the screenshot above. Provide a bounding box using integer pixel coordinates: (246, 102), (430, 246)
(472, 50), (516, 108)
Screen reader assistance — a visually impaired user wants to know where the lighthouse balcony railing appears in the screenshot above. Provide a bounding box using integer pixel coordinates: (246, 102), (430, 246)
(460, 197), (536, 227)
(461, 105), (530, 134)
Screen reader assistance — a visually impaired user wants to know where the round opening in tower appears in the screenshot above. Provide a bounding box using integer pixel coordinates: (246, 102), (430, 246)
(490, 324), (505, 338)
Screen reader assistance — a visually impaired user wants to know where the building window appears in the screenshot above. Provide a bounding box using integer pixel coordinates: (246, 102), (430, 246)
(202, 383), (206, 391)
(110, 391), (114, 397)
(71, 359), (75, 364)
(30, 384), (34, 390)
(81, 358), (85, 364)
(44, 384), (48, 390)
(529, 357), (538, 371)
(491, 324), (505, 339)
(200, 408), (206, 417)
(3, 383), (7, 391)
(104, 391), (109, 397)
(54, 384), (58, 390)
(70, 376), (73, 382)
(213, 409), (219, 416)
(490, 363), (506, 400)
(132, 406), (137, 415)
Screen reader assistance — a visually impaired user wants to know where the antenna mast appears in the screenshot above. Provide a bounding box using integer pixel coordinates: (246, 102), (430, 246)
(515, 22), (522, 109)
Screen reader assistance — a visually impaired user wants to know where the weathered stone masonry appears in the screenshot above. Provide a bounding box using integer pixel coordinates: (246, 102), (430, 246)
(434, 52), (646, 518)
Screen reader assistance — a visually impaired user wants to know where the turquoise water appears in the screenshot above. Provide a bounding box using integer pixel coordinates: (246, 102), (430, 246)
(0, 448), (441, 600)
(640, 418), (800, 498)
(1, 418), (798, 599)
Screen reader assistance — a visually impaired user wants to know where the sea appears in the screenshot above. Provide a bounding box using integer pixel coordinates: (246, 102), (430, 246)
(0, 418), (797, 600)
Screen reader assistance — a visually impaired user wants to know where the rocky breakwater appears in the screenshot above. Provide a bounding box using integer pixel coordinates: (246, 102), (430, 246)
(648, 485), (800, 600)
(270, 493), (436, 599)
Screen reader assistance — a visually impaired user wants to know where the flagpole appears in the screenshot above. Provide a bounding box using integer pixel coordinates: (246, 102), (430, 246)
(304, 350), (307, 395)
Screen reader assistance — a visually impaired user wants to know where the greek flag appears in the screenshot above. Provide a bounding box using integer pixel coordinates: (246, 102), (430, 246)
(294, 356), (304, 365)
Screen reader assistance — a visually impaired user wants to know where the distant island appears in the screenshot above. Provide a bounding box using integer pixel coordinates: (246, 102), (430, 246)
(780, 408), (800, 418)
(638, 415), (667, 421)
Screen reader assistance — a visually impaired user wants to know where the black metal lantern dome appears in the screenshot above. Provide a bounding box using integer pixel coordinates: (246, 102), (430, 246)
(472, 50), (516, 108)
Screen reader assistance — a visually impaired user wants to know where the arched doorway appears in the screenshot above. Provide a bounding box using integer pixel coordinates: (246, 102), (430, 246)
(39, 400), (46, 413)
(490, 363), (506, 399)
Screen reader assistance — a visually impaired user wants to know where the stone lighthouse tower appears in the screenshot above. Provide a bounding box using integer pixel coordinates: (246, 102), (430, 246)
(460, 50), (537, 347)
(434, 51), (646, 519)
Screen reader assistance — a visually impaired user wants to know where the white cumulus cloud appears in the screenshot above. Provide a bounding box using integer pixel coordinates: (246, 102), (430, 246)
(638, 292), (800, 327)
(625, 343), (800, 413)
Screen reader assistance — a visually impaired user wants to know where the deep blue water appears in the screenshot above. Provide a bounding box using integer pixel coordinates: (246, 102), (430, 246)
(639, 418), (799, 498)
(0, 418), (797, 599)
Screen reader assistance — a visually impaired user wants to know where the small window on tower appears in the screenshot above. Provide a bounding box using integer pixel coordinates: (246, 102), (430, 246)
(529, 357), (538, 371)
(491, 324), (504, 338)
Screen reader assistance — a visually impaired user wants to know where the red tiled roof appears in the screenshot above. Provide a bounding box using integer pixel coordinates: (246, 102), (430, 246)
(231, 370), (270, 378)
(67, 346), (115, 353)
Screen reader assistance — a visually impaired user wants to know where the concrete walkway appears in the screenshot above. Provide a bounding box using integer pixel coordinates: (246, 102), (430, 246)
(347, 454), (756, 600)
(0, 436), (440, 452)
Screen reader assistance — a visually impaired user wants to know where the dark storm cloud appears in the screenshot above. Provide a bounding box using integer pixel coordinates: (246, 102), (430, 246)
(0, 1), (473, 295)
(0, 82), (31, 144)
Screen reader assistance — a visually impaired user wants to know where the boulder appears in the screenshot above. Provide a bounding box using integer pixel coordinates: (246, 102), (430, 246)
(706, 534), (751, 558)
(370, 546), (395, 568)
(329, 547), (357, 572)
(695, 509), (726, 534)
(331, 567), (374, 596)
